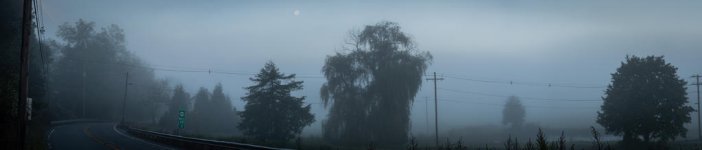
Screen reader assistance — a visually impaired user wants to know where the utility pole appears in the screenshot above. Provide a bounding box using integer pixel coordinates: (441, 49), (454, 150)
(82, 63), (86, 118)
(693, 74), (701, 141)
(425, 96), (429, 135)
(17, 0), (33, 148)
(121, 72), (129, 125)
(426, 72), (443, 147)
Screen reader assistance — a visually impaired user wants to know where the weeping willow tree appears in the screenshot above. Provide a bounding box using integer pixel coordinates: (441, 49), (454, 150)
(320, 21), (432, 145)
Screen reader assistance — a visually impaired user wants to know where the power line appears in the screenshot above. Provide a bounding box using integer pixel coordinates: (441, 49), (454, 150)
(442, 74), (607, 89)
(438, 87), (601, 102)
(32, 0), (47, 75)
(436, 98), (596, 110)
(59, 58), (327, 78)
(415, 97), (599, 109)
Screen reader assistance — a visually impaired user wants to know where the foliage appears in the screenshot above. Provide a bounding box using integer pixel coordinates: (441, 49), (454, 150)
(239, 61), (314, 145)
(597, 55), (693, 144)
(320, 21), (432, 145)
(591, 126), (602, 150)
(536, 128), (547, 150)
(406, 136), (418, 150)
(209, 83), (240, 135)
(525, 138), (535, 150)
(190, 87), (211, 133)
(189, 84), (240, 136)
(50, 19), (165, 121)
(145, 79), (171, 124)
(159, 84), (190, 130)
(502, 96), (525, 129)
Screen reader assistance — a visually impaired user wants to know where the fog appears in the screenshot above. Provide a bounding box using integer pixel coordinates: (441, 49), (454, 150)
(39, 0), (702, 147)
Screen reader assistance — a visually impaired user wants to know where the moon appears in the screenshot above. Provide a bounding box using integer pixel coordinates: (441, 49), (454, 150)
(293, 10), (300, 16)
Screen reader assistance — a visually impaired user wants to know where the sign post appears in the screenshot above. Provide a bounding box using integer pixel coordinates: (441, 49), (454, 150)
(27, 98), (32, 120)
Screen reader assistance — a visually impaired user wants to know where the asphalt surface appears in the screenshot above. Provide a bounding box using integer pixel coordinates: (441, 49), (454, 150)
(48, 122), (172, 150)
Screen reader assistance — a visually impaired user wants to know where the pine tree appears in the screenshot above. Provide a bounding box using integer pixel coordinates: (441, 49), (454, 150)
(190, 87), (210, 133)
(239, 61), (314, 145)
(159, 84), (190, 130)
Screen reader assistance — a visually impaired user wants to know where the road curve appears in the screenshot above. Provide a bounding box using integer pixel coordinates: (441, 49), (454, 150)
(48, 122), (172, 150)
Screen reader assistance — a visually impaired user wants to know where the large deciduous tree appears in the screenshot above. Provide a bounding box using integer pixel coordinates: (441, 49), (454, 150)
(239, 62), (314, 145)
(502, 96), (525, 129)
(597, 55), (693, 144)
(51, 19), (161, 121)
(320, 21), (432, 145)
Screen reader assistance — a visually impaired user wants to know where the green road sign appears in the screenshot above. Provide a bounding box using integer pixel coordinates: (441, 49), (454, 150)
(178, 118), (185, 129)
(178, 110), (185, 129)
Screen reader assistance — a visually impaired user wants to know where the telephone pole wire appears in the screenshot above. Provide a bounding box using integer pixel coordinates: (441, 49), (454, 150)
(426, 72), (443, 147)
(693, 74), (701, 141)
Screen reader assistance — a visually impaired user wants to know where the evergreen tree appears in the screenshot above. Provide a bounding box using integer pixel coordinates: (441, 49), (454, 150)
(502, 96), (525, 129)
(239, 61), (314, 145)
(210, 83), (240, 135)
(190, 87), (211, 133)
(159, 84), (190, 130)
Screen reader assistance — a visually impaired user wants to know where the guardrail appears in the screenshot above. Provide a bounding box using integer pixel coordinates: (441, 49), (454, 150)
(121, 125), (288, 150)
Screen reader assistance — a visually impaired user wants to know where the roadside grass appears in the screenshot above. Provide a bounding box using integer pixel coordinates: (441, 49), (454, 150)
(131, 123), (702, 150)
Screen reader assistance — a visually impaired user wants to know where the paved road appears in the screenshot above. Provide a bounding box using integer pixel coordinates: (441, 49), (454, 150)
(48, 122), (172, 150)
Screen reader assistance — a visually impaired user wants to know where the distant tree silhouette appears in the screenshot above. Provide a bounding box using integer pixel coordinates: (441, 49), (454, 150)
(146, 79), (171, 125)
(320, 21), (432, 145)
(50, 19), (163, 121)
(597, 55), (693, 144)
(159, 84), (190, 130)
(502, 96), (525, 129)
(189, 84), (240, 136)
(209, 83), (240, 135)
(239, 61), (314, 145)
(189, 87), (210, 133)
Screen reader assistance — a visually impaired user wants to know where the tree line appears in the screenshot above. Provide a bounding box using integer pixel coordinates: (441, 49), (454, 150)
(44, 19), (315, 145)
(1, 11), (696, 148)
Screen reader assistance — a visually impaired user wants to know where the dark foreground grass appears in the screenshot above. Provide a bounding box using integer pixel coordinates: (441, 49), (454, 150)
(134, 124), (702, 150)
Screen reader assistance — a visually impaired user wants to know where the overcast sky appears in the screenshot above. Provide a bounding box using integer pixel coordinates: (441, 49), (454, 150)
(42, 0), (702, 136)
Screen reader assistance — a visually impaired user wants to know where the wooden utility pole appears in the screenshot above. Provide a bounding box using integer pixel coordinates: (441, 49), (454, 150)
(425, 96), (429, 136)
(18, 0), (33, 148)
(121, 72), (129, 125)
(82, 63), (86, 118)
(426, 72), (443, 147)
(693, 74), (701, 141)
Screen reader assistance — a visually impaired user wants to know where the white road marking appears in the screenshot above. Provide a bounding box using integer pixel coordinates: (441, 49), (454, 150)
(112, 124), (174, 150)
(48, 128), (55, 149)
(48, 128), (55, 139)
